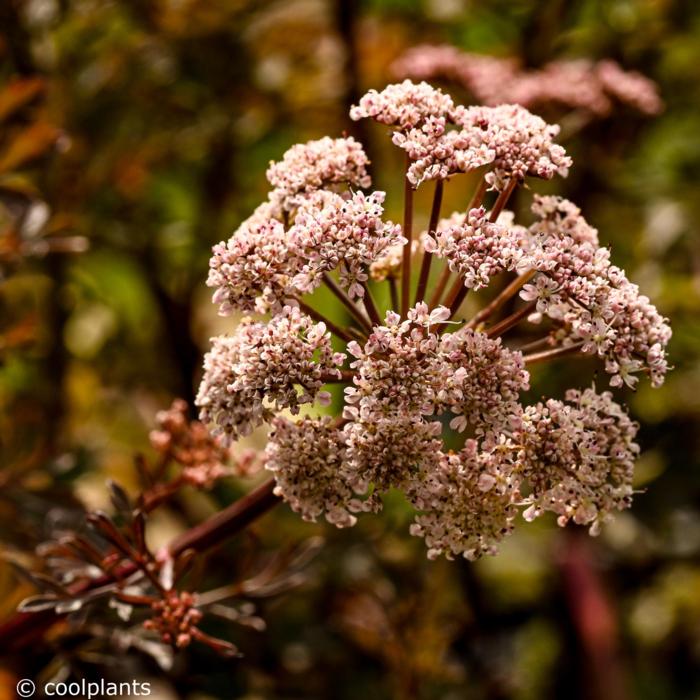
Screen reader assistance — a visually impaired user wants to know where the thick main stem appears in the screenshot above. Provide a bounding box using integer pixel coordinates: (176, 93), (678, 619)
(0, 480), (280, 652)
(170, 479), (278, 556)
(401, 160), (414, 318)
(414, 179), (443, 305)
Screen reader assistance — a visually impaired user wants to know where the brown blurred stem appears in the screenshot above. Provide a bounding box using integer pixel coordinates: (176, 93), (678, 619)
(524, 342), (584, 365)
(468, 178), (488, 210)
(489, 178), (517, 222)
(558, 530), (630, 700)
(360, 280), (382, 327)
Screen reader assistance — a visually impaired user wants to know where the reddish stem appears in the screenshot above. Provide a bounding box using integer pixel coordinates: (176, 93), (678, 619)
(466, 270), (535, 330)
(524, 342), (585, 365)
(468, 177), (488, 211)
(488, 178), (517, 223)
(428, 265), (452, 309)
(414, 179), (443, 305)
(322, 273), (371, 333)
(296, 299), (354, 343)
(401, 159), (414, 317)
(360, 280), (382, 327)
(485, 300), (536, 338)
(442, 276), (469, 317)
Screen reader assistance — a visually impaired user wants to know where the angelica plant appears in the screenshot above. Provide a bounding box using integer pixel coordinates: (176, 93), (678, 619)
(197, 80), (671, 561)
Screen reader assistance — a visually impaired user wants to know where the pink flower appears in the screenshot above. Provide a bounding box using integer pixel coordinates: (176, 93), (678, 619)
(196, 307), (345, 442)
(266, 417), (357, 527)
(425, 207), (528, 289)
(208, 215), (300, 315)
(440, 329), (529, 441)
(196, 79), (670, 559)
(521, 196), (671, 387)
(266, 136), (371, 211)
(289, 190), (405, 299)
(350, 79), (454, 129)
(393, 44), (662, 117)
(516, 386), (639, 532)
(455, 104), (572, 189)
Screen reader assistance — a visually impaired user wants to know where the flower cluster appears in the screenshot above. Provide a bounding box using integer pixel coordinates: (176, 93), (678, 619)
(350, 80), (570, 188)
(392, 45), (662, 117)
(149, 399), (233, 488)
(409, 440), (520, 560)
(265, 417), (357, 528)
(196, 306), (344, 441)
(424, 195), (671, 388)
(143, 590), (203, 649)
(208, 216), (295, 315)
(197, 78), (670, 560)
(349, 79), (455, 128)
(455, 104), (572, 189)
(440, 328), (529, 438)
(517, 387), (639, 533)
(207, 138), (402, 311)
(289, 190), (405, 299)
(266, 135), (371, 211)
(519, 195), (672, 388)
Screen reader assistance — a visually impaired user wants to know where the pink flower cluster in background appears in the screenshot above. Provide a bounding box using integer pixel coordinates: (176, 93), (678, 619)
(392, 45), (663, 117)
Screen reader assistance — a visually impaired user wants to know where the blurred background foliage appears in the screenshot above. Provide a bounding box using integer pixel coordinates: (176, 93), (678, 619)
(1, 0), (699, 698)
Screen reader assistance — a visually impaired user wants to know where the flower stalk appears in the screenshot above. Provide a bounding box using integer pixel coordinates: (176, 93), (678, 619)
(401, 158), (414, 317)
